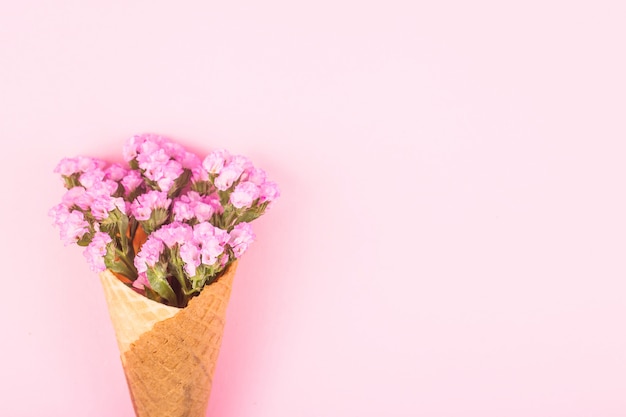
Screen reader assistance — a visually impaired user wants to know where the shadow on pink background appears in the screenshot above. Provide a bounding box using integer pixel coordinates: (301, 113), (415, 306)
(1, 1), (626, 416)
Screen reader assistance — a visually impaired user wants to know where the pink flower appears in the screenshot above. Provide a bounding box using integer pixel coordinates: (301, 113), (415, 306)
(228, 222), (255, 258)
(193, 222), (229, 245)
(172, 197), (195, 222)
(202, 149), (230, 174)
(54, 158), (80, 176)
(54, 156), (106, 176)
(161, 140), (186, 161)
(153, 222), (193, 248)
(259, 181), (280, 203)
(156, 160), (184, 193)
(49, 203), (70, 227)
(52, 135), (279, 298)
(79, 169), (106, 189)
(200, 240), (224, 265)
(230, 181), (260, 208)
(243, 167), (267, 185)
(191, 165), (208, 182)
(192, 222), (229, 265)
(62, 186), (94, 210)
(137, 147), (170, 172)
(178, 151), (201, 170)
(134, 236), (164, 273)
(121, 170), (143, 195)
(59, 211), (90, 246)
(229, 155), (253, 173)
(214, 165), (243, 191)
(123, 134), (149, 161)
(173, 191), (222, 223)
(105, 164), (128, 181)
(136, 143), (184, 193)
(179, 242), (201, 276)
(133, 272), (151, 290)
(91, 195), (127, 221)
(131, 190), (171, 221)
(137, 136), (163, 156)
(192, 196), (219, 222)
(83, 232), (112, 272)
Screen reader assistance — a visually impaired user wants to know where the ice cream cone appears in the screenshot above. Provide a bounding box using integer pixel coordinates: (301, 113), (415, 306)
(99, 262), (238, 417)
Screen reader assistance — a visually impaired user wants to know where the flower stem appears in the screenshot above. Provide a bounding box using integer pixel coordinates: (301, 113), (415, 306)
(115, 248), (138, 280)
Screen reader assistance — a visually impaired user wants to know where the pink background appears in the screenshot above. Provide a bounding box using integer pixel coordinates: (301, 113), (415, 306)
(1, 1), (625, 416)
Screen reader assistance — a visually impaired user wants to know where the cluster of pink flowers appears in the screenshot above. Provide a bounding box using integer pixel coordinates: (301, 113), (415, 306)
(50, 134), (279, 307)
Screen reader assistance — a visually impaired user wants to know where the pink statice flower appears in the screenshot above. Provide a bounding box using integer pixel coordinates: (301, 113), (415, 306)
(134, 236), (165, 273)
(153, 222), (193, 248)
(91, 195), (127, 221)
(49, 204), (70, 228)
(228, 222), (255, 258)
(121, 170), (143, 195)
(137, 146), (169, 172)
(135, 140), (185, 193)
(178, 151), (201, 170)
(202, 149), (230, 174)
(156, 159), (184, 193)
(213, 154), (253, 191)
(229, 155), (253, 173)
(192, 222), (229, 265)
(122, 134), (150, 162)
(259, 181), (280, 203)
(52, 134), (278, 307)
(171, 195), (195, 222)
(133, 272), (151, 290)
(230, 181), (260, 209)
(179, 242), (201, 276)
(243, 167), (267, 185)
(161, 140), (186, 162)
(131, 191), (171, 221)
(59, 210), (90, 246)
(105, 163), (128, 181)
(54, 156), (106, 177)
(83, 232), (112, 272)
(78, 176), (120, 211)
(62, 186), (94, 210)
(196, 193), (222, 220)
(214, 165), (243, 191)
(191, 164), (209, 182)
(78, 169), (106, 189)
(173, 191), (222, 223)
(151, 222), (203, 277)
(54, 158), (80, 176)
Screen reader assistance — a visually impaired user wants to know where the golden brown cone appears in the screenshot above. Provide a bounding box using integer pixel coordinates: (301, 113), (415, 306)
(100, 271), (179, 358)
(100, 262), (238, 417)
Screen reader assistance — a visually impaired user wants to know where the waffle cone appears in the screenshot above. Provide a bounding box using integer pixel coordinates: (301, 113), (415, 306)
(100, 262), (238, 417)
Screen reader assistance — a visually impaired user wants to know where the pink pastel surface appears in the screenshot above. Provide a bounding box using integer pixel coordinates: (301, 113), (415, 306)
(1, 1), (625, 416)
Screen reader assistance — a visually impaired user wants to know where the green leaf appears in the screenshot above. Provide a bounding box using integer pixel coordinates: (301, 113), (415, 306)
(144, 177), (160, 191)
(63, 173), (81, 189)
(146, 265), (177, 306)
(113, 183), (125, 198)
(219, 190), (230, 207)
(144, 287), (166, 303)
(167, 168), (191, 199)
(191, 180), (212, 196)
(76, 232), (93, 247)
(101, 208), (123, 228)
(118, 212), (130, 253)
(127, 186), (143, 203)
(140, 208), (169, 234)
(235, 207), (263, 225)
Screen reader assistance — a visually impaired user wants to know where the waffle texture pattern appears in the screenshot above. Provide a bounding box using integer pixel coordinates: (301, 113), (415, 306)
(100, 262), (237, 417)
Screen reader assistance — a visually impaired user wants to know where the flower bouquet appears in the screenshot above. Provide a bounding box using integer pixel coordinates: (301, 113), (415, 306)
(50, 134), (279, 417)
